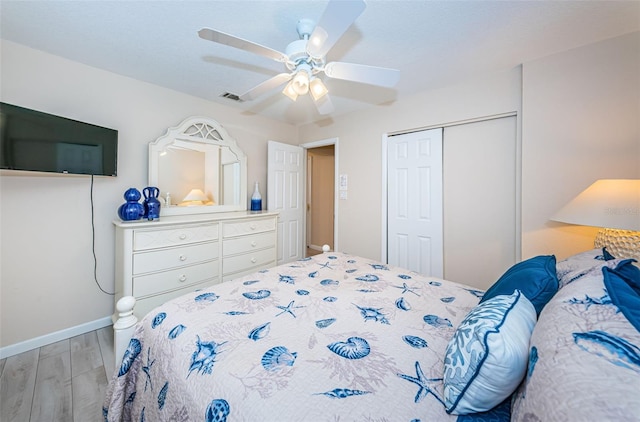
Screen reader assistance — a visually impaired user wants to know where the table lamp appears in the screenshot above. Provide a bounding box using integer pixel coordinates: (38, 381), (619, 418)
(179, 188), (211, 206)
(551, 179), (640, 261)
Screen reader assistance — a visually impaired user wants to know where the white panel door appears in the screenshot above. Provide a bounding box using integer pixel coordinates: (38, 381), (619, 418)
(267, 141), (304, 264)
(387, 128), (443, 277)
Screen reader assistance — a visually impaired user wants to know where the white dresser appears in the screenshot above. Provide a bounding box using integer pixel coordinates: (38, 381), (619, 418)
(114, 211), (278, 319)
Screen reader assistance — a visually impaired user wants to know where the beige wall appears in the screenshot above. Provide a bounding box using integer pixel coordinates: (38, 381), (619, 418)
(521, 31), (640, 260)
(0, 40), (297, 349)
(299, 68), (522, 260)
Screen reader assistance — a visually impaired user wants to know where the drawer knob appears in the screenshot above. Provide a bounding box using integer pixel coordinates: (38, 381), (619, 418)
(251, 241), (257, 247)
(179, 255), (187, 261)
(179, 274), (187, 282)
(179, 233), (187, 240)
(250, 224), (257, 230)
(251, 257), (257, 264)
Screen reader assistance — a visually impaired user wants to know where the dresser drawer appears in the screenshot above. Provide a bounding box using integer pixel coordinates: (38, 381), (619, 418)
(222, 231), (276, 257)
(133, 260), (219, 298)
(133, 241), (218, 275)
(133, 223), (219, 251)
(222, 217), (276, 238)
(223, 247), (276, 276)
(134, 278), (221, 318)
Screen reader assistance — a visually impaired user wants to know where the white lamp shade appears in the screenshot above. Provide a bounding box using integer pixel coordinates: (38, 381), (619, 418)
(182, 188), (208, 202)
(551, 179), (640, 231)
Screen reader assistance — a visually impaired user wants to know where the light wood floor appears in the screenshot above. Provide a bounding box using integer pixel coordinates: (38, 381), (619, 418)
(0, 326), (115, 422)
(306, 247), (323, 257)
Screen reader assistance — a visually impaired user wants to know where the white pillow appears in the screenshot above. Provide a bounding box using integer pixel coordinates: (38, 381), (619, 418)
(443, 290), (536, 415)
(511, 270), (640, 420)
(555, 247), (621, 288)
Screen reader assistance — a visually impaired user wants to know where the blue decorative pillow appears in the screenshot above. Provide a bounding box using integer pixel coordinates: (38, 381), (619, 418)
(611, 259), (640, 290)
(443, 290), (537, 415)
(480, 255), (558, 315)
(602, 261), (640, 332)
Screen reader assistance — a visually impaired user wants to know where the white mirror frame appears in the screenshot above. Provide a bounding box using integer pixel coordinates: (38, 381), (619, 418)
(149, 116), (247, 216)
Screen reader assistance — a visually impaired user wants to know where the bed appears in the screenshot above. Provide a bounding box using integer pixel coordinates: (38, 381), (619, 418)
(104, 248), (640, 421)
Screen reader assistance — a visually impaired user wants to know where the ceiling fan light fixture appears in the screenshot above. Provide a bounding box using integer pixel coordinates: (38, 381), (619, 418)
(309, 77), (328, 100)
(282, 81), (299, 101)
(291, 70), (310, 95)
(199, 0), (394, 111)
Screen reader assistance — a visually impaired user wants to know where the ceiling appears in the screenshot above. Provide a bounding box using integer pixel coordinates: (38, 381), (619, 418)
(1, 1), (639, 126)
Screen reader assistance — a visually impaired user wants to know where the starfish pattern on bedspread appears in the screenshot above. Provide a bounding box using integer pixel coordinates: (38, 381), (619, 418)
(394, 282), (421, 296)
(275, 300), (305, 318)
(397, 361), (444, 405)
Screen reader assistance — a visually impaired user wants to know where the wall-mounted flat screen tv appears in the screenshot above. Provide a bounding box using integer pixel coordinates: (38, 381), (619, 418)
(0, 102), (118, 176)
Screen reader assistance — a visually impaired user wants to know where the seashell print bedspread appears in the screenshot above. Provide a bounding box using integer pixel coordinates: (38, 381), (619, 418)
(103, 252), (482, 421)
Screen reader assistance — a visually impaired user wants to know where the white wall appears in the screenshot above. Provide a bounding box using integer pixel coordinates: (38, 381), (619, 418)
(298, 68), (522, 260)
(0, 40), (297, 349)
(521, 31), (640, 260)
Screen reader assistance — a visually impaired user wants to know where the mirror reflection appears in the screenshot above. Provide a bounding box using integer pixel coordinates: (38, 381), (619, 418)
(158, 143), (241, 207)
(148, 117), (247, 216)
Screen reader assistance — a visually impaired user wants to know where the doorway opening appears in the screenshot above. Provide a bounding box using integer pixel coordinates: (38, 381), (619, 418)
(305, 144), (335, 257)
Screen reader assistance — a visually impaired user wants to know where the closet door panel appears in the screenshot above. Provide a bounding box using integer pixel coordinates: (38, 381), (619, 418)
(443, 116), (517, 289)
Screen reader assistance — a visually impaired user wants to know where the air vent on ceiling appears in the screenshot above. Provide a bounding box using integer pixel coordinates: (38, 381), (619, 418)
(221, 92), (243, 102)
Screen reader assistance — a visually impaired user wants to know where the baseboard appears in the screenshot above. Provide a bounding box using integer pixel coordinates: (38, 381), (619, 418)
(0, 316), (113, 359)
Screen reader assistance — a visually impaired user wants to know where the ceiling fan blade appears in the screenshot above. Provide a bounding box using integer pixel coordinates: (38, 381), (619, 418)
(198, 28), (289, 63)
(324, 61), (400, 88)
(313, 93), (334, 115)
(306, 0), (366, 58)
(239, 73), (293, 101)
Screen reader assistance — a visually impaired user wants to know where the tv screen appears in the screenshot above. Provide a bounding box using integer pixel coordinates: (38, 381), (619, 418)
(0, 102), (118, 176)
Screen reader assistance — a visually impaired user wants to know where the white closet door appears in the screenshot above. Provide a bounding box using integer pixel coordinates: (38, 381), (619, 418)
(267, 141), (304, 264)
(387, 128), (443, 277)
(443, 116), (517, 289)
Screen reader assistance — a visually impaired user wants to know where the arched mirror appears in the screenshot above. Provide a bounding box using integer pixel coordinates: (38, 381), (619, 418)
(149, 116), (247, 216)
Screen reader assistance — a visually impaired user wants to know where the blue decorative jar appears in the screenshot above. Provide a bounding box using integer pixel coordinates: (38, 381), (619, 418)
(143, 186), (161, 221)
(118, 188), (144, 221)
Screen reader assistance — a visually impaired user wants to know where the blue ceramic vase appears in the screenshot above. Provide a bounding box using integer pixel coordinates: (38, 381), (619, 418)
(118, 188), (144, 221)
(250, 182), (262, 211)
(143, 186), (161, 220)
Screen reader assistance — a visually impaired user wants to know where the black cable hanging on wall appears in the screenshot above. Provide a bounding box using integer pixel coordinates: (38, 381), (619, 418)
(91, 175), (115, 295)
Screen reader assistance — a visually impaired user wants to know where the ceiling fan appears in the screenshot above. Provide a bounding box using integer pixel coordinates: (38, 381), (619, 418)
(198, 0), (400, 115)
